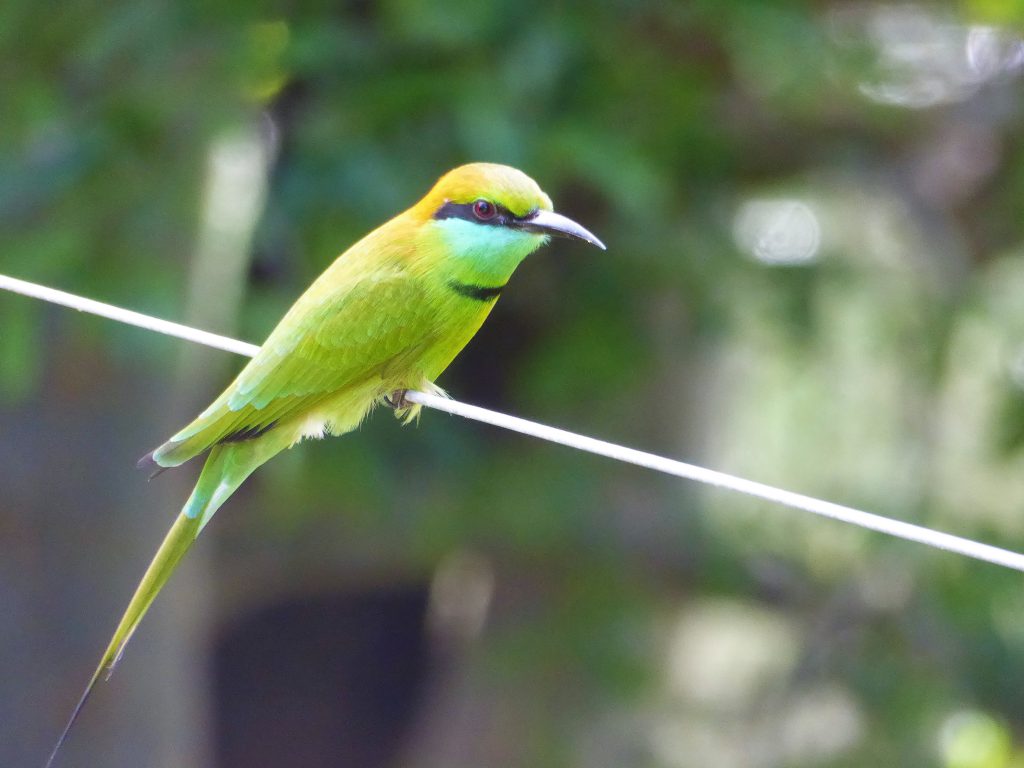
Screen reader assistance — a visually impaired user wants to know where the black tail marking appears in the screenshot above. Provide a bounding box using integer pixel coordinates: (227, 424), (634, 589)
(219, 421), (278, 444)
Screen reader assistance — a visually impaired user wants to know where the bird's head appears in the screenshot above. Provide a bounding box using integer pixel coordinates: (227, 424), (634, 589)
(410, 163), (604, 283)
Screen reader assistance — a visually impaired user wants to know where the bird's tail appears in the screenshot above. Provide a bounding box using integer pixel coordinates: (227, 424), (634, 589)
(46, 439), (279, 768)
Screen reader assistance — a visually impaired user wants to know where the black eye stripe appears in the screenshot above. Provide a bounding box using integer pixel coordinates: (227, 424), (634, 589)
(433, 201), (536, 227)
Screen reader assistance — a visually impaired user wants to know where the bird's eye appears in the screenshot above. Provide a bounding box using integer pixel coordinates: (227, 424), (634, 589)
(472, 199), (496, 220)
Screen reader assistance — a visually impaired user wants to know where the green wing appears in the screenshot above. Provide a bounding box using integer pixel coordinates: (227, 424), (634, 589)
(151, 272), (435, 467)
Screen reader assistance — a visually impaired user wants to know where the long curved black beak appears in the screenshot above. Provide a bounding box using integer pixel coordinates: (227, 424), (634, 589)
(518, 209), (606, 250)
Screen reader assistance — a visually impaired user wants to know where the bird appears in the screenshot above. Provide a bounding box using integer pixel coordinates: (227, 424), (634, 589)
(46, 162), (605, 766)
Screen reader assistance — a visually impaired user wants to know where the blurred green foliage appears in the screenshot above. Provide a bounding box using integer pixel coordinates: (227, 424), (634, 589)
(4, 1), (1024, 766)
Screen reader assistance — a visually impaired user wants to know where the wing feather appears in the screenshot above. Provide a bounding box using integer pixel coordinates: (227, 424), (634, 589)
(153, 271), (434, 466)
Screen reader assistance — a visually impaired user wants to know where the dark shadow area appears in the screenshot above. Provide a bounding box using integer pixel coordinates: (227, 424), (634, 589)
(213, 587), (430, 768)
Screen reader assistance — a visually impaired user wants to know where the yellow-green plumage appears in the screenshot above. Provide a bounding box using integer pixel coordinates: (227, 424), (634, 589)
(47, 162), (604, 767)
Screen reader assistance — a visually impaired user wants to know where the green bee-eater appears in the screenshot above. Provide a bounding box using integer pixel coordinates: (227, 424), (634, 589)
(47, 163), (604, 765)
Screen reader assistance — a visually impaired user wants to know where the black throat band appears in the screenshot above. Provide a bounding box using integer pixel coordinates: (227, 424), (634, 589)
(447, 279), (505, 302)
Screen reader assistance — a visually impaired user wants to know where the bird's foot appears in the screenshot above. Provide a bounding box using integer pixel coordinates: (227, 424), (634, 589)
(384, 389), (411, 410)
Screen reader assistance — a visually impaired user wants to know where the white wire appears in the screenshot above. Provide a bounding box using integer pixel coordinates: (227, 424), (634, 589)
(4, 271), (1024, 573)
(405, 391), (1024, 570)
(0, 274), (261, 358)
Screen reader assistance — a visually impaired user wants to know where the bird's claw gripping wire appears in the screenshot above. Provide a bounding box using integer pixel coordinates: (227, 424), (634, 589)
(384, 389), (411, 410)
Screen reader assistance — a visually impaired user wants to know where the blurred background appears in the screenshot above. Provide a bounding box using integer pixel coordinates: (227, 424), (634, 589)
(4, 1), (1024, 766)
